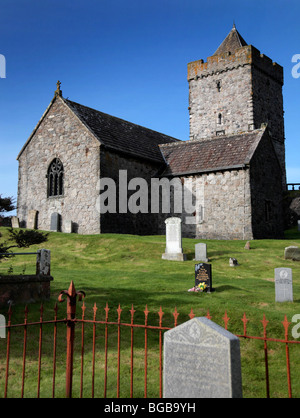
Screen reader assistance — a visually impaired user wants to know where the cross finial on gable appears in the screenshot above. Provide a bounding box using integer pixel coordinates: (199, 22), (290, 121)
(55, 80), (62, 97)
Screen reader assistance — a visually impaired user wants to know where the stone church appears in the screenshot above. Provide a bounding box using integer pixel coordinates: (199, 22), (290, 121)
(17, 25), (286, 239)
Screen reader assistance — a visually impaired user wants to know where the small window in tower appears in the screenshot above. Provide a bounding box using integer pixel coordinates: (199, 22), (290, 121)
(47, 158), (64, 197)
(216, 81), (221, 92)
(218, 113), (222, 125)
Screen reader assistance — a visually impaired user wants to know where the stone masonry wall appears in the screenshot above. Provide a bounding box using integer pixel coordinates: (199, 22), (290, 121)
(250, 133), (284, 238)
(187, 45), (286, 188)
(156, 168), (253, 240)
(17, 96), (101, 234)
(100, 149), (162, 235)
(188, 64), (253, 140)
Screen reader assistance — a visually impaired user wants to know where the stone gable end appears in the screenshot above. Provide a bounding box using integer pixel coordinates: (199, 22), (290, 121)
(17, 97), (101, 234)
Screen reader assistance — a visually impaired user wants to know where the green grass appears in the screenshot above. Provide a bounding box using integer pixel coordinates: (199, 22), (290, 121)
(0, 226), (300, 398)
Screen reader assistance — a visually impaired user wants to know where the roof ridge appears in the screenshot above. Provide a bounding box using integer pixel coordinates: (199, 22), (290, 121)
(159, 129), (264, 149)
(65, 98), (181, 142)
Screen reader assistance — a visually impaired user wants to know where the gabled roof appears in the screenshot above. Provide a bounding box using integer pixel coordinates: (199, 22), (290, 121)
(17, 95), (181, 163)
(213, 24), (248, 56)
(159, 129), (267, 177)
(64, 99), (180, 163)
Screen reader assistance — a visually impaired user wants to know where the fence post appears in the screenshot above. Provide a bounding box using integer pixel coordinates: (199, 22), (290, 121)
(36, 249), (51, 276)
(58, 281), (85, 398)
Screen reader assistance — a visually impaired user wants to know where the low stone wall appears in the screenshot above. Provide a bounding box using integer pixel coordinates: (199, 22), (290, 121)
(0, 275), (53, 307)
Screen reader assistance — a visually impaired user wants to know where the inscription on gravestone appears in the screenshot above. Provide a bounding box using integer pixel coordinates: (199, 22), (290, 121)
(275, 268), (293, 302)
(163, 317), (243, 398)
(195, 263), (213, 292)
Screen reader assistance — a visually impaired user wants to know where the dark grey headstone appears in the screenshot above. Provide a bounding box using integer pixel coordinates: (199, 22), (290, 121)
(163, 317), (243, 398)
(50, 212), (61, 232)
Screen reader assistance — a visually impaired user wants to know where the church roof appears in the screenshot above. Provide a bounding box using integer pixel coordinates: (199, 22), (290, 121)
(213, 24), (248, 56)
(64, 99), (180, 163)
(159, 129), (266, 177)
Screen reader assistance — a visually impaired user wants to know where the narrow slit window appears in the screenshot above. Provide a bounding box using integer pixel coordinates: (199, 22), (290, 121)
(218, 113), (222, 125)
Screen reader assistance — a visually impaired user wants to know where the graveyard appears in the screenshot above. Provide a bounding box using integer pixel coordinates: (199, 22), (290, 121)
(0, 225), (300, 397)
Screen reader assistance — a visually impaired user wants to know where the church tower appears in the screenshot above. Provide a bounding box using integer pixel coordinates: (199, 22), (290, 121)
(187, 24), (286, 187)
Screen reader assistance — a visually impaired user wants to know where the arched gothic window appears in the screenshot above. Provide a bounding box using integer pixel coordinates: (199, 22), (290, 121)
(48, 158), (64, 197)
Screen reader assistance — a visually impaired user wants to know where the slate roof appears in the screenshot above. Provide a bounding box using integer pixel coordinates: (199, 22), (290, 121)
(64, 99), (180, 163)
(213, 25), (248, 56)
(159, 130), (266, 177)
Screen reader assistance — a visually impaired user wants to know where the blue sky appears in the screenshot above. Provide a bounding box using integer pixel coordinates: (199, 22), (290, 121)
(1, 0), (300, 203)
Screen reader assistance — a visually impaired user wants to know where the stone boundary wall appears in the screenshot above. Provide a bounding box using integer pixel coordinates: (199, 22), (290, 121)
(0, 275), (54, 307)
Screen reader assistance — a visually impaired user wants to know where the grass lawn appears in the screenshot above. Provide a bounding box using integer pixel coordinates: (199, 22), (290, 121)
(0, 226), (300, 398)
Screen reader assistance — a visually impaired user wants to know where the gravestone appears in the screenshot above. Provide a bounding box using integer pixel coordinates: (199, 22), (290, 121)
(163, 317), (242, 398)
(50, 212), (61, 232)
(284, 246), (300, 261)
(244, 241), (251, 250)
(27, 210), (38, 229)
(64, 220), (73, 233)
(275, 268), (293, 302)
(36, 249), (51, 276)
(162, 217), (187, 261)
(11, 216), (20, 228)
(194, 243), (208, 262)
(195, 263), (213, 292)
(298, 220), (300, 232)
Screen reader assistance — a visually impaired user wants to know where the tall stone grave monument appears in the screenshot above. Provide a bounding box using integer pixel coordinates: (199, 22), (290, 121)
(162, 217), (187, 261)
(275, 268), (293, 302)
(163, 317), (243, 398)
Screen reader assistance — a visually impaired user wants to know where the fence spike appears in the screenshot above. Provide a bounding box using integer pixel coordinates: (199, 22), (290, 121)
(104, 303), (109, 320)
(117, 304), (122, 323)
(241, 312), (249, 336)
(144, 305), (149, 321)
(189, 308), (195, 319)
(158, 307), (164, 326)
(223, 311), (230, 330)
(282, 315), (291, 340)
(173, 307), (179, 327)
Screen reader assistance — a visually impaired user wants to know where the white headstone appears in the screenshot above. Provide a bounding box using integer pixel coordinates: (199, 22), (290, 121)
(275, 268), (293, 302)
(163, 317), (243, 398)
(162, 217), (187, 261)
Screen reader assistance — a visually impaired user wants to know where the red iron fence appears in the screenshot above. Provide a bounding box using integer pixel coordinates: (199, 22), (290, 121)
(1, 281), (300, 398)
